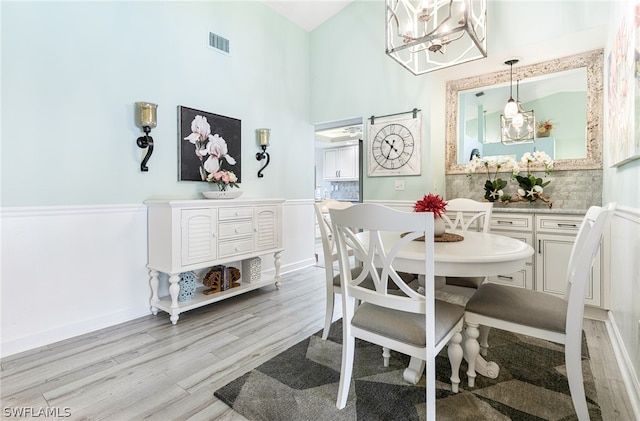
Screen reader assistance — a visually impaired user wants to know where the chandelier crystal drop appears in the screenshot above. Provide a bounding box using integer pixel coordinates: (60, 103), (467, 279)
(386, 0), (487, 75)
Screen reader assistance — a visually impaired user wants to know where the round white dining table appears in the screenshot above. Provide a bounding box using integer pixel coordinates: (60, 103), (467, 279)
(374, 230), (533, 278)
(370, 230), (534, 384)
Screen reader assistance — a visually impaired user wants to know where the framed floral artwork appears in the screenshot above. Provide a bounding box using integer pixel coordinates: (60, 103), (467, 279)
(178, 106), (241, 182)
(607, 1), (640, 167)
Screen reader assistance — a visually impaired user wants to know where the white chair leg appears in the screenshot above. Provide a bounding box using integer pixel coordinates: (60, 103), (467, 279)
(566, 333), (590, 420)
(322, 289), (335, 340)
(336, 334), (355, 409)
(447, 330), (463, 393)
(382, 347), (391, 367)
(479, 325), (490, 357)
(463, 322), (480, 388)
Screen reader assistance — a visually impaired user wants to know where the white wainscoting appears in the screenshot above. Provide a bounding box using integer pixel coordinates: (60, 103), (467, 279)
(0, 200), (316, 358)
(280, 199), (317, 274)
(364, 199), (414, 212)
(606, 206), (640, 418)
(1, 204), (150, 357)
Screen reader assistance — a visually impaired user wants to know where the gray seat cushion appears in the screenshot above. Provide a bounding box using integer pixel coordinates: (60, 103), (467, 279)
(465, 283), (567, 334)
(445, 276), (484, 289)
(351, 300), (464, 347)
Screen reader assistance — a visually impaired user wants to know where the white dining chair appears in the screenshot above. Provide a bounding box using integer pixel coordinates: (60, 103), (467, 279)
(331, 204), (464, 419)
(440, 197), (493, 292)
(314, 199), (354, 340)
(463, 203), (615, 421)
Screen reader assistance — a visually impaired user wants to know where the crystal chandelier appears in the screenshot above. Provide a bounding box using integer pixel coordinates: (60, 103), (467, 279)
(500, 59), (535, 145)
(385, 0), (487, 75)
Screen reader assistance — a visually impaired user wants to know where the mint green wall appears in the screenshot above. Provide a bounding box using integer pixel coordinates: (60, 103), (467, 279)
(528, 92), (588, 159)
(1, 0), (616, 207)
(1, 1), (313, 206)
(309, 0), (612, 201)
(309, 1), (438, 201)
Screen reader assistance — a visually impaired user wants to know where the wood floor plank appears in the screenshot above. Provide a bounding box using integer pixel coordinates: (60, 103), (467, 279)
(176, 313), (323, 393)
(0, 358), (119, 407)
(1, 333), (156, 396)
(0, 265), (634, 420)
(583, 318), (635, 421)
(72, 382), (189, 421)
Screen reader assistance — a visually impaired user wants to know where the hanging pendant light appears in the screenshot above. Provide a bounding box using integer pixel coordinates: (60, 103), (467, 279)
(385, 0), (487, 75)
(501, 76), (536, 145)
(503, 59), (519, 119)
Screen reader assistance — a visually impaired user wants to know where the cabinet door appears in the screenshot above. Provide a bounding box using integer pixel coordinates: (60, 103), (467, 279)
(254, 205), (280, 251)
(181, 208), (217, 267)
(323, 146), (358, 180)
(535, 233), (600, 306)
(337, 146), (357, 179)
(323, 149), (340, 180)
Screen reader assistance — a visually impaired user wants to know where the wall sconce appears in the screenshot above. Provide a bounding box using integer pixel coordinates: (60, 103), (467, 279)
(256, 128), (271, 178)
(135, 102), (157, 172)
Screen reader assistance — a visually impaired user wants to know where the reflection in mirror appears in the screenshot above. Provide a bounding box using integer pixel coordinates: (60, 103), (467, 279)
(446, 49), (603, 174)
(459, 68), (587, 163)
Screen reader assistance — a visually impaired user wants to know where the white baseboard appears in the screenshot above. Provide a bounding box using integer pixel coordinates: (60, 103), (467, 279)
(1, 307), (151, 358)
(606, 313), (640, 419)
(281, 258), (317, 274)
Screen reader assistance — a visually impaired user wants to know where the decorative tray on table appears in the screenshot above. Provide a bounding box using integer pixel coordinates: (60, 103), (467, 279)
(401, 232), (464, 242)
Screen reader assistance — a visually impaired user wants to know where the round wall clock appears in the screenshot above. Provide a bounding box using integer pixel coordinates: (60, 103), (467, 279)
(368, 115), (421, 176)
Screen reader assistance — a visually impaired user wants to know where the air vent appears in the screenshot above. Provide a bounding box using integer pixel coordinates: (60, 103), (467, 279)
(208, 31), (230, 55)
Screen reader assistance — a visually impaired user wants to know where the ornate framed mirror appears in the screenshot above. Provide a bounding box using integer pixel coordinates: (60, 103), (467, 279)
(445, 49), (603, 174)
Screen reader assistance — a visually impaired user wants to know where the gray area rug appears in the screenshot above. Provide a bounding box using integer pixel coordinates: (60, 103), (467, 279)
(215, 320), (602, 420)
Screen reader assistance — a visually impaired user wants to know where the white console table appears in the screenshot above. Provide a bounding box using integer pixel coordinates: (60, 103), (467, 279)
(144, 198), (285, 324)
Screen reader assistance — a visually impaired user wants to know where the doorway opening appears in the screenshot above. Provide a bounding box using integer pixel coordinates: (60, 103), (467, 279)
(313, 117), (363, 204)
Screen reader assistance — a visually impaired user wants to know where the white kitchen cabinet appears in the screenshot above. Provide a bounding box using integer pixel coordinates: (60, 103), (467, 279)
(535, 214), (601, 307)
(145, 198), (284, 324)
(488, 211), (603, 308)
(488, 213), (535, 289)
(324, 145), (358, 180)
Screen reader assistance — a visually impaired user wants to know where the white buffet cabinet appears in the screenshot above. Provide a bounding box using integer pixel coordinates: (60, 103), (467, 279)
(144, 198), (284, 324)
(488, 211), (604, 309)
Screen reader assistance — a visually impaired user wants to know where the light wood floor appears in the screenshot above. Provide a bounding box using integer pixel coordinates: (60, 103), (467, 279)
(0, 265), (634, 420)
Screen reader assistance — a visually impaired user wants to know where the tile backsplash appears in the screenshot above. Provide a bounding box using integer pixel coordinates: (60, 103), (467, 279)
(328, 181), (360, 202)
(445, 169), (602, 210)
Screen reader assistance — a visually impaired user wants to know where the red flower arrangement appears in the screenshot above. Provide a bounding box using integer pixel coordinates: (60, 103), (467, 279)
(413, 194), (448, 218)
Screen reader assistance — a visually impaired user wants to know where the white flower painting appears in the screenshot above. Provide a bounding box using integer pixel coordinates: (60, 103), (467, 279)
(178, 107), (241, 182)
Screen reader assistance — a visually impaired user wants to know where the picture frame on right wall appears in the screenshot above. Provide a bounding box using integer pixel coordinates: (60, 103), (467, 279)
(607, 0), (640, 167)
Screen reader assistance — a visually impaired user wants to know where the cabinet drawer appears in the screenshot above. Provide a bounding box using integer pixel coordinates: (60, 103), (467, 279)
(219, 207), (253, 220)
(487, 265), (532, 289)
(219, 238), (254, 258)
(536, 215), (582, 234)
(490, 214), (533, 232)
(219, 221), (253, 239)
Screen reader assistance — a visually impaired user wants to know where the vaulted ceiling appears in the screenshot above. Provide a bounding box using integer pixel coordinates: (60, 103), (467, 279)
(261, 0), (353, 31)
